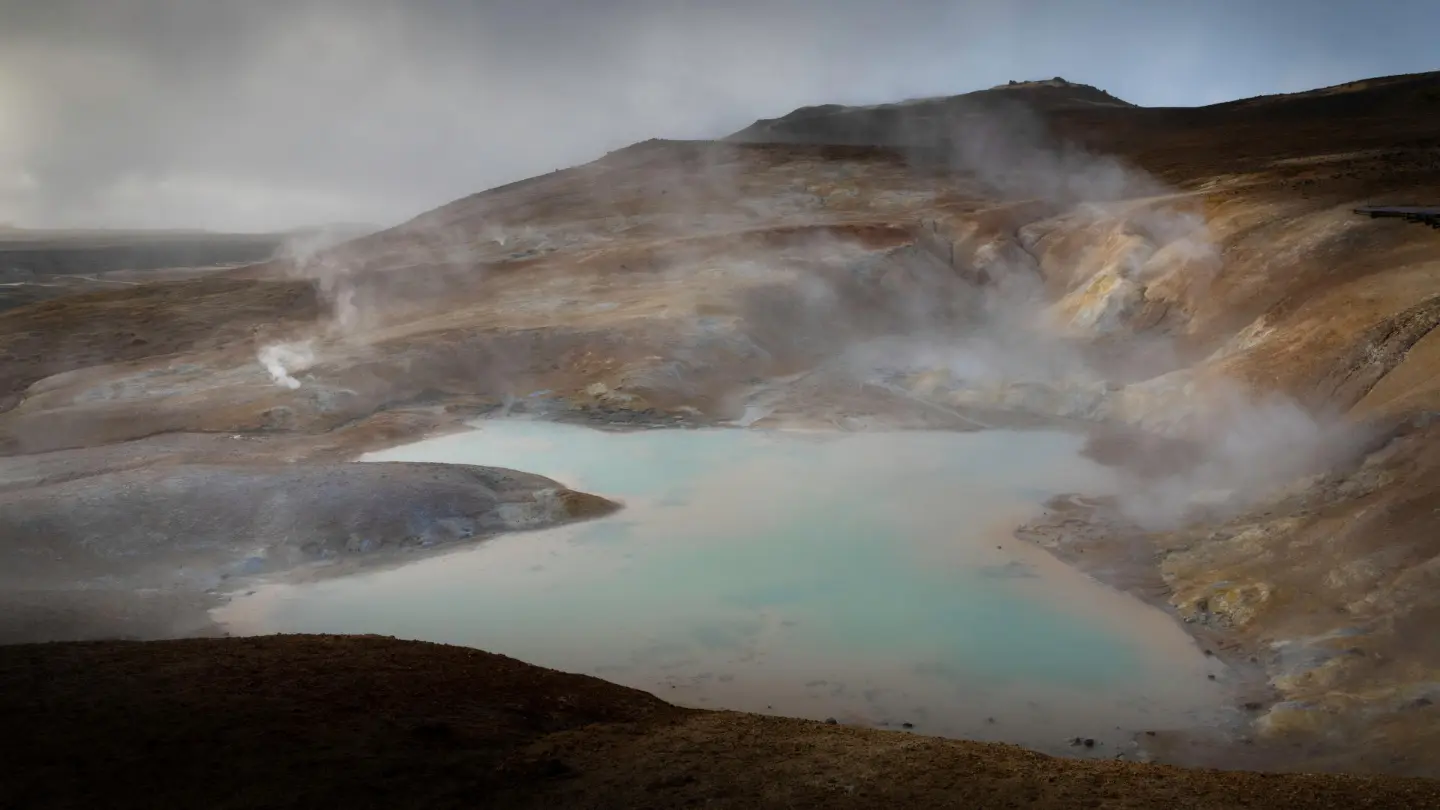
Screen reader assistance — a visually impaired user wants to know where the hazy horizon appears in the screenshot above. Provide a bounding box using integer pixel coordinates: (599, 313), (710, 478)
(2, 0), (1436, 233)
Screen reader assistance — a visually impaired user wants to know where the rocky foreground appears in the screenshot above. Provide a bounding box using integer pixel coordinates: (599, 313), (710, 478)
(3, 635), (1437, 810)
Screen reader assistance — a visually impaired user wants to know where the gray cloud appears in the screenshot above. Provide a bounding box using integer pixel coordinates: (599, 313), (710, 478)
(0, 0), (1435, 231)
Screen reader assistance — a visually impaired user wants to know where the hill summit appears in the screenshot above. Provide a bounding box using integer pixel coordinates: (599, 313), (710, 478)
(727, 76), (1133, 144)
(991, 76), (1135, 107)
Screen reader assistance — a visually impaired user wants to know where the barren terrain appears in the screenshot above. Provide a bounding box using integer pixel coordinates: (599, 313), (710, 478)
(5, 635), (1438, 810)
(5, 72), (1440, 806)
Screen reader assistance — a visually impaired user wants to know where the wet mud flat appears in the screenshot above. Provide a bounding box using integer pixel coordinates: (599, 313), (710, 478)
(0, 443), (620, 645)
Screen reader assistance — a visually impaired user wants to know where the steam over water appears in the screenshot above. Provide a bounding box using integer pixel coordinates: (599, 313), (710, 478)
(216, 418), (1231, 756)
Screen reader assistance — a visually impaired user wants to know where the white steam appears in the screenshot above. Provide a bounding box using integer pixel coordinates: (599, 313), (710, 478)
(1115, 387), (1358, 530)
(258, 340), (315, 390)
(233, 92), (1358, 538)
(253, 225), (376, 388)
(764, 99), (1359, 530)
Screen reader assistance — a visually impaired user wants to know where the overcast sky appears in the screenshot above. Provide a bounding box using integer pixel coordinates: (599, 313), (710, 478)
(1, 0), (1435, 232)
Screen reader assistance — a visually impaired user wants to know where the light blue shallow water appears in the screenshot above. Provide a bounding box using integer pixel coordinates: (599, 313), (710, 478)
(215, 419), (1229, 754)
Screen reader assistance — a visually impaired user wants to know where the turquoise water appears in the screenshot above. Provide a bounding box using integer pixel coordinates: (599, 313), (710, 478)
(215, 419), (1229, 754)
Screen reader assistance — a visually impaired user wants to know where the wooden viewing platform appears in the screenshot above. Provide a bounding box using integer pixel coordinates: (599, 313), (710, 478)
(1354, 206), (1440, 228)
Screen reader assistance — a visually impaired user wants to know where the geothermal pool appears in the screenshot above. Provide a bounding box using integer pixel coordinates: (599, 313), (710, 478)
(214, 418), (1231, 755)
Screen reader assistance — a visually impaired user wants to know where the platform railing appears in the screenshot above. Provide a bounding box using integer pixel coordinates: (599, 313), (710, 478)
(1354, 206), (1440, 229)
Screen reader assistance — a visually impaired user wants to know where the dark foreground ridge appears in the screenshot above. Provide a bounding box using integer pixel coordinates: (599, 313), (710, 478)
(3, 635), (1438, 810)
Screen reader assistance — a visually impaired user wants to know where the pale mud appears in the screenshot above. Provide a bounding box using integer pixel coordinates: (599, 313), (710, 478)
(0, 450), (620, 645)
